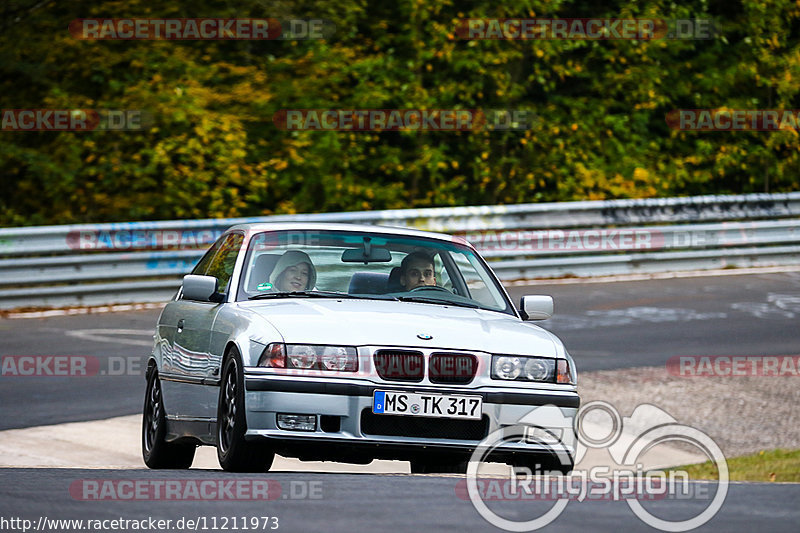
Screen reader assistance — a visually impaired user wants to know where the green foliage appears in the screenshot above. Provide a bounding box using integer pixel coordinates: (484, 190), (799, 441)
(1, 0), (799, 225)
(671, 448), (800, 482)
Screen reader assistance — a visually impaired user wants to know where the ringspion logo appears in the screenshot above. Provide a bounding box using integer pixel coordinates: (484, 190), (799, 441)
(456, 474), (685, 501)
(466, 402), (728, 531)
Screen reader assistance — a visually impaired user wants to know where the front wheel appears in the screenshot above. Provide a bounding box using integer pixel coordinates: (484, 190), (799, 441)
(142, 369), (196, 469)
(217, 351), (274, 472)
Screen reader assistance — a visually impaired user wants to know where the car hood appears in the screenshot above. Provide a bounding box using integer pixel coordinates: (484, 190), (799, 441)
(239, 298), (559, 357)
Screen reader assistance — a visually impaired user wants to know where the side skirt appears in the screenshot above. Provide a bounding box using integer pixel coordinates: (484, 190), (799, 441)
(165, 416), (216, 446)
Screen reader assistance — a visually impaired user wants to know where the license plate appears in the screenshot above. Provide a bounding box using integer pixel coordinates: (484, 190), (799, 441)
(372, 391), (482, 420)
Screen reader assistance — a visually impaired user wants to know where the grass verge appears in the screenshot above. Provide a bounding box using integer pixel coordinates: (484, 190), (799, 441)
(671, 448), (800, 482)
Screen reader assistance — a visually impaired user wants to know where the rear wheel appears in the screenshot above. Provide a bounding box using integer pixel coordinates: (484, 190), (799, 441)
(142, 369), (196, 469)
(217, 350), (274, 472)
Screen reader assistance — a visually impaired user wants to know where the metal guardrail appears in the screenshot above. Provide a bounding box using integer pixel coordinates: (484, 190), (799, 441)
(1, 192), (799, 309)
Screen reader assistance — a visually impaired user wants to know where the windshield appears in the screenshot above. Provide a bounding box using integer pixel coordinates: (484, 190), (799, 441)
(235, 229), (515, 315)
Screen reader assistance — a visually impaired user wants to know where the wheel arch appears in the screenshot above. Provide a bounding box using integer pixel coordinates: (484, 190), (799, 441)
(145, 357), (158, 381)
(223, 340), (243, 365)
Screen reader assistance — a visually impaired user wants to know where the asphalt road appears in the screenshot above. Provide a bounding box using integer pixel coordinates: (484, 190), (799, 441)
(1, 271), (798, 430)
(0, 469), (797, 533)
(508, 271), (800, 370)
(1, 271), (799, 533)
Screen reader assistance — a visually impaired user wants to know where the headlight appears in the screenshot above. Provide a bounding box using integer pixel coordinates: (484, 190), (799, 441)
(258, 343), (358, 372)
(287, 345), (317, 369)
(525, 358), (550, 381)
(320, 346), (355, 371)
(493, 356), (523, 380)
(492, 355), (556, 382)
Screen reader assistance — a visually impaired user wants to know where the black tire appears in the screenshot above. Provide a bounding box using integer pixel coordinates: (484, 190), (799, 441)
(142, 369), (196, 469)
(217, 350), (274, 472)
(410, 457), (468, 474)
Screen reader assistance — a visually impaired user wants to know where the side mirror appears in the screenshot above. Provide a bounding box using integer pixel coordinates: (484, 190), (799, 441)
(520, 295), (553, 321)
(182, 275), (223, 303)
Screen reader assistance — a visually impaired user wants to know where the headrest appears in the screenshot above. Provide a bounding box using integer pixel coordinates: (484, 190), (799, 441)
(387, 267), (404, 292)
(248, 254), (281, 291)
(348, 272), (390, 294)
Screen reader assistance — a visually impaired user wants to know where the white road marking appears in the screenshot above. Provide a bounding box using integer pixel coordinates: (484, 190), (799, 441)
(548, 307), (728, 330)
(0, 414), (699, 473)
(4, 302), (165, 319)
(65, 329), (153, 347)
(730, 293), (800, 319)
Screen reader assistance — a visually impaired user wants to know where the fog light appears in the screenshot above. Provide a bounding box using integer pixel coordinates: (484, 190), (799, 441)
(524, 427), (563, 444)
(277, 414), (316, 431)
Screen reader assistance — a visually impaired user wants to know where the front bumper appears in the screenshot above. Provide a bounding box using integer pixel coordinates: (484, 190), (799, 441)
(243, 373), (579, 462)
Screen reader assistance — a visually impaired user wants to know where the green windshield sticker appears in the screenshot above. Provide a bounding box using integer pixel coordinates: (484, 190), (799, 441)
(256, 282), (273, 291)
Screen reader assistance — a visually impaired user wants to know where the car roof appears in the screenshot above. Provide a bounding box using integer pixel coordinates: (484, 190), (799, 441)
(225, 222), (472, 246)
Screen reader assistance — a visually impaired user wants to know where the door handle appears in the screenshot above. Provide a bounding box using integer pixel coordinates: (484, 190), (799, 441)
(177, 319), (184, 333)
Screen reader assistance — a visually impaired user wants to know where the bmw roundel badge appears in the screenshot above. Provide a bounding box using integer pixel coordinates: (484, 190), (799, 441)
(417, 333), (433, 340)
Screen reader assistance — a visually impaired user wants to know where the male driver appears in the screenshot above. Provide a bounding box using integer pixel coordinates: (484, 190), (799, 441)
(399, 251), (436, 290)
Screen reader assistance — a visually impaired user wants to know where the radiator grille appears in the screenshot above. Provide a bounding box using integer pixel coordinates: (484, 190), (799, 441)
(374, 350), (424, 382)
(429, 352), (478, 384)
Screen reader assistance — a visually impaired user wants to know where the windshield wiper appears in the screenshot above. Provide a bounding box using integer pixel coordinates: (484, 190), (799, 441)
(250, 291), (355, 300)
(397, 296), (481, 309)
(249, 291), (398, 301)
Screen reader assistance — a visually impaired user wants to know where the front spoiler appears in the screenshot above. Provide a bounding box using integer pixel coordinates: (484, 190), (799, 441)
(244, 375), (580, 409)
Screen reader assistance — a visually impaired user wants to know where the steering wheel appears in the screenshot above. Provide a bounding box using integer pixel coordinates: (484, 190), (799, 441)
(409, 285), (452, 293)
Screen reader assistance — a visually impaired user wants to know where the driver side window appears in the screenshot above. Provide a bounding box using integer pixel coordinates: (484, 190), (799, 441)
(203, 233), (244, 294)
(192, 239), (223, 276)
